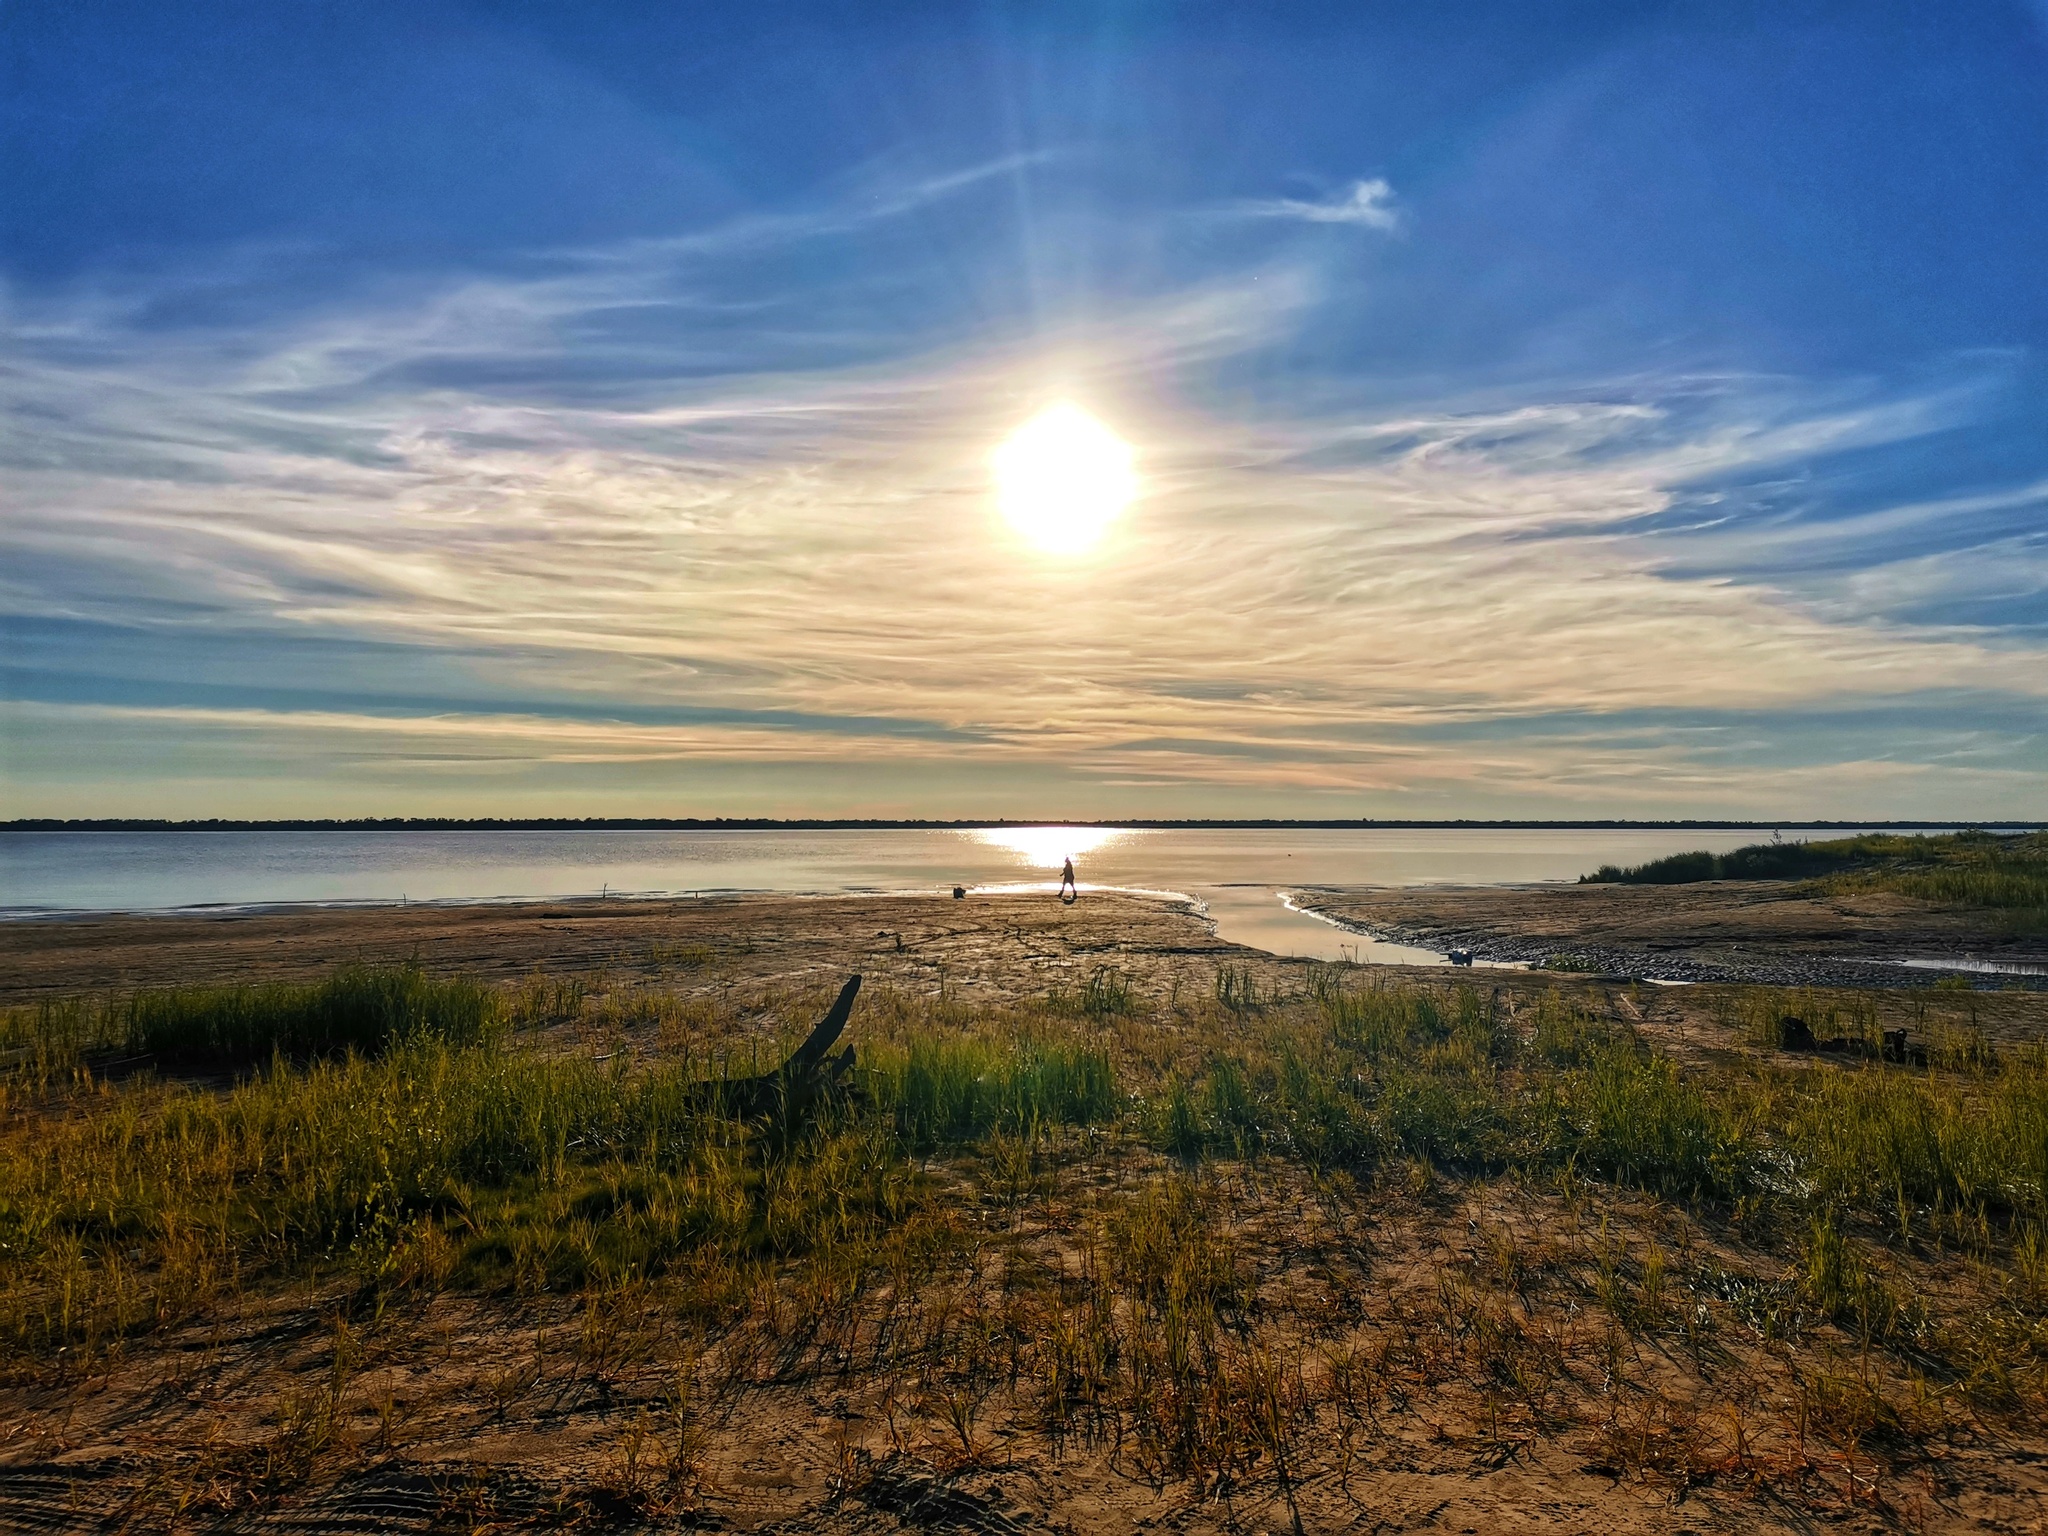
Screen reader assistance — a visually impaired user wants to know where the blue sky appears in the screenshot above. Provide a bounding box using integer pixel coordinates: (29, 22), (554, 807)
(3, 1), (2045, 818)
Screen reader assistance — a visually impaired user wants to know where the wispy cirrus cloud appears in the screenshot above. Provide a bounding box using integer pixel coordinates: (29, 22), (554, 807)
(1228, 178), (1401, 229)
(2, 160), (2043, 816)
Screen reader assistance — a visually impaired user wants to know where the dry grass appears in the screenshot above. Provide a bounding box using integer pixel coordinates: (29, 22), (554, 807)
(3, 954), (2047, 1530)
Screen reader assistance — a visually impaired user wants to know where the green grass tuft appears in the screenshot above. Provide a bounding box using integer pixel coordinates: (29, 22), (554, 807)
(125, 964), (504, 1065)
(866, 1032), (1120, 1148)
(2, 963), (502, 1072)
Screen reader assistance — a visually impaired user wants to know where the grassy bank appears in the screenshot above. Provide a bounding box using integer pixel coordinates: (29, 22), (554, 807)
(4, 960), (2047, 1519)
(1583, 829), (2048, 925)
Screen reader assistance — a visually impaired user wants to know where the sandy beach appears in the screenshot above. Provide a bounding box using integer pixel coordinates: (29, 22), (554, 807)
(4, 891), (2048, 1534)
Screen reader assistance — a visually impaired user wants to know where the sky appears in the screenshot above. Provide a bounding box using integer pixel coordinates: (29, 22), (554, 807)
(3, 1), (2046, 820)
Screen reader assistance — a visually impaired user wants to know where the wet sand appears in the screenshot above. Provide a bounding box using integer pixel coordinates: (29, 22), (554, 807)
(0, 891), (1241, 1008)
(1300, 879), (2048, 988)
(7, 879), (2047, 1008)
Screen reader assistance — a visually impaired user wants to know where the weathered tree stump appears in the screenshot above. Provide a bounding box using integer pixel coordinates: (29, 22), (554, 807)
(686, 973), (862, 1133)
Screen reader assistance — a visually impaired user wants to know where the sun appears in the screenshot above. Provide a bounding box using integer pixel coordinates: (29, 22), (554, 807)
(991, 402), (1137, 555)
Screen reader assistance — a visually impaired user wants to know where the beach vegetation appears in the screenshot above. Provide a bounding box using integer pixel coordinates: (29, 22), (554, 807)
(1, 963), (501, 1072)
(4, 956), (2048, 1522)
(1583, 829), (2048, 926)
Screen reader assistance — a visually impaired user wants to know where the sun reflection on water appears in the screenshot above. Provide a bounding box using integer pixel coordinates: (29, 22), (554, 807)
(967, 825), (1135, 871)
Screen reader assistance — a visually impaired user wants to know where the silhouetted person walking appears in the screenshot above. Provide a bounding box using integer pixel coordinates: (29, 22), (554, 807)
(1059, 856), (1077, 904)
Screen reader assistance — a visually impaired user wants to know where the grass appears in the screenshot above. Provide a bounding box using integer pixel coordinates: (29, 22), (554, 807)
(0, 1018), (1122, 1352)
(1582, 837), (1875, 884)
(4, 963), (502, 1071)
(1581, 829), (2048, 926)
(5, 958), (2048, 1524)
(870, 1033), (1120, 1148)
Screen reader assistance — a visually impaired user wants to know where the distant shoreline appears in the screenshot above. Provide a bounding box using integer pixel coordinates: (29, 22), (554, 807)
(3, 817), (2039, 833)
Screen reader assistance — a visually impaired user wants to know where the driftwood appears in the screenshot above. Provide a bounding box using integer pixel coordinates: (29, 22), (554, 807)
(686, 973), (862, 1127)
(1776, 1015), (1926, 1065)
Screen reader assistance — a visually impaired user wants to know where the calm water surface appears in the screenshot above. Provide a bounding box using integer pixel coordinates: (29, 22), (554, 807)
(1, 826), (1810, 962)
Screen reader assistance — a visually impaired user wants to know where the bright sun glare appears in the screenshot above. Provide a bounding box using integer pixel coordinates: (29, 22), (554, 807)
(991, 403), (1137, 555)
(970, 825), (1129, 870)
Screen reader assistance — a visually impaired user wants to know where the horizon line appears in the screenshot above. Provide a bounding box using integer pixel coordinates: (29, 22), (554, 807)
(4, 818), (2039, 834)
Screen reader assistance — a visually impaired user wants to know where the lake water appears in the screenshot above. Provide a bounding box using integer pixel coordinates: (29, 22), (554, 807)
(0, 825), (1824, 962)
(1893, 956), (2048, 978)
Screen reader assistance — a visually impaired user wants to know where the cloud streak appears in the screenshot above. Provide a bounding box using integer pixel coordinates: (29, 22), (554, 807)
(1229, 179), (1401, 229)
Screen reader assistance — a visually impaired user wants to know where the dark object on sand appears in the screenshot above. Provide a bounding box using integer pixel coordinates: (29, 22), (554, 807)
(686, 973), (862, 1126)
(1775, 1013), (1926, 1066)
(1448, 949), (1474, 967)
(953, 886), (966, 899)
